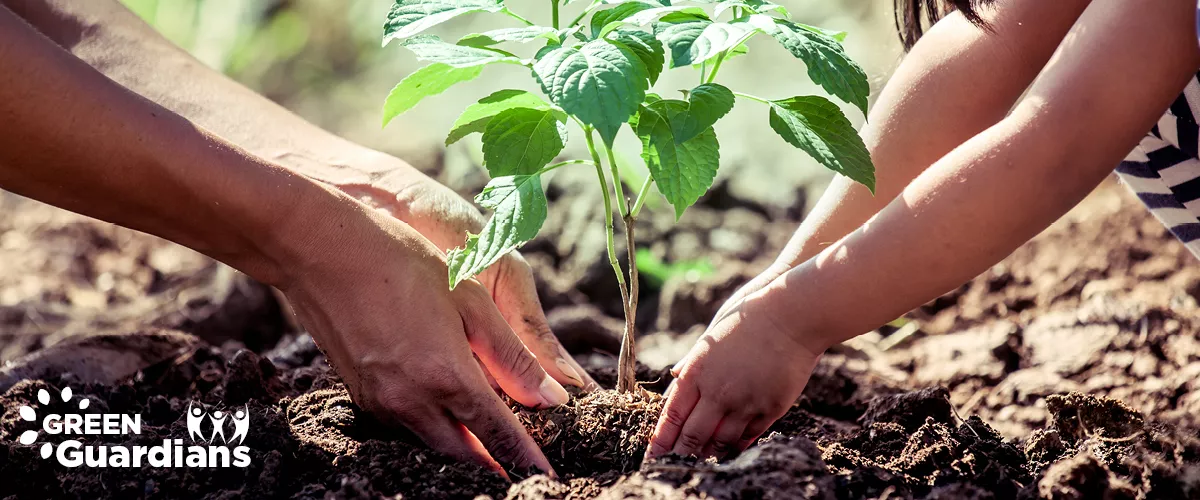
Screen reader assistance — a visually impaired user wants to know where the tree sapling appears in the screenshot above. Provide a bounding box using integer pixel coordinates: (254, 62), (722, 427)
(381, 0), (875, 393)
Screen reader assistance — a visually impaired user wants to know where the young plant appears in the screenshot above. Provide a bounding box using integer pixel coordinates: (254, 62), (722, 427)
(381, 0), (875, 393)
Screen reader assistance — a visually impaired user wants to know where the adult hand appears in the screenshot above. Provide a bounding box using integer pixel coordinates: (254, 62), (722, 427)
(328, 158), (597, 391)
(646, 287), (824, 460)
(278, 190), (567, 475)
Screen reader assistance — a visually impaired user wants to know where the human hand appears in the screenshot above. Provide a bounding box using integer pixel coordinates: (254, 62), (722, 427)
(276, 189), (568, 475)
(327, 157), (597, 391)
(646, 285), (824, 460)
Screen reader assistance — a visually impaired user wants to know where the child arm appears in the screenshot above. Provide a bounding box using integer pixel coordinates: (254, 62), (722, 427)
(771, 0), (1092, 272)
(768, 0), (1200, 351)
(723, 0), (1091, 306)
(650, 0), (1200, 460)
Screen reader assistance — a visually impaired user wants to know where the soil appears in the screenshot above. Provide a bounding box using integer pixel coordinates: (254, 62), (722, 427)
(1, 178), (1199, 499)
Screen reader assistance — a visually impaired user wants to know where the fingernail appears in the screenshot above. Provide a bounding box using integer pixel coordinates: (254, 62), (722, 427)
(539, 374), (570, 407)
(555, 357), (584, 386)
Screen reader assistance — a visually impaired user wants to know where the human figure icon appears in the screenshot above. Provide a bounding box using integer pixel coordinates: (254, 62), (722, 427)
(186, 402), (206, 443)
(209, 409), (228, 443)
(229, 406), (250, 445)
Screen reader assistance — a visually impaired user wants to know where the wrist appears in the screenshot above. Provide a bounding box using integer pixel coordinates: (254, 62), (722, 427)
(751, 271), (838, 357)
(167, 136), (359, 289)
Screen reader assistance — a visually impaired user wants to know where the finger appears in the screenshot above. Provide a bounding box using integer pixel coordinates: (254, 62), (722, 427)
(405, 407), (505, 475)
(450, 385), (556, 477)
(703, 413), (751, 459)
(647, 380), (698, 459)
(475, 354), (501, 392)
(671, 399), (723, 458)
(458, 284), (569, 409)
(491, 255), (598, 390)
(559, 349), (598, 392)
(663, 380), (677, 400)
(734, 416), (773, 452)
(670, 352), (694, 379)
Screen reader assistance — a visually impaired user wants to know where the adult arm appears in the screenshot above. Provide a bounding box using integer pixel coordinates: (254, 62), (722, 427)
(1, 0), (595, 390)
(0, 4), (566, 474)
(651, 0), (1200, 459)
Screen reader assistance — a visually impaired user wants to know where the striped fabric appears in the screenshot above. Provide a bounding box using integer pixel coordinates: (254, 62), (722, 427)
(1115, 74), (1200, 258)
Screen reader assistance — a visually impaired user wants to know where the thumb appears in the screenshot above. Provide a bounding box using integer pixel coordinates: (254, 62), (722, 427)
(457, 283), (569, 409)
(490, 254), (598, 390)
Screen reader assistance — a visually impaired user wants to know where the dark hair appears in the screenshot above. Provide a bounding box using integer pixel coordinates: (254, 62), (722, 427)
(894, 0), (992, 50)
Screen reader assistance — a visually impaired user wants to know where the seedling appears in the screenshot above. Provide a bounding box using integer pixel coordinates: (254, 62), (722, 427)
(381, 0), (875, 393)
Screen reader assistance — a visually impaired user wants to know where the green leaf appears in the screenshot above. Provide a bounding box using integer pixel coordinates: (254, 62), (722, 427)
(382, 63), (483, 127)
(635, 100), (721, 218)
(758, 17), (869, 116)
(715, 0), (789, 18)
(768, 95), (874, 191)
(446, 90), (560, 145)
(671, 83), (734, 143)
(447, 175), (548, 288)
(533, 40), (647, 146)
(691, 41), (748, 69)
(402, 35), (521, 68)
(590, 2), (654, 38)
(654, 16), (756, 67)
(625, 6), (708, 25)
(383, 0), (504, 45)
(608, 29), (665, 86)
(481, 107), (567, 177)
(589, 2), (703, 39)
(458, 26), (559, 47)
(797, 22), (847, 42)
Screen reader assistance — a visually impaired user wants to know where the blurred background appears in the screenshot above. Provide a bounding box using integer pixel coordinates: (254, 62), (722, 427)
(120, 0), (904, 212)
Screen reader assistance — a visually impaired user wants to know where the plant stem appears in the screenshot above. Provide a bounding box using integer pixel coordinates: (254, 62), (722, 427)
(733, 91), (771, 104)
(503, 8), (536, 26)
(606, 146), (630, 217)
(585, 128), (632, 306)
(551, 0), (559, 29)
(540, 159), (594, 175)
(705, 51), (727, 84)
(630, 177), (654, 218)
(567, 0), (599, 28)
(617, 211), (639, 393)
(584, 127), (638, 392)
(705, 31), (757, 84)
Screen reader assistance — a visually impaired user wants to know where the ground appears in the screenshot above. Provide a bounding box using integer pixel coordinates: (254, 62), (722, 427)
(0, 176), (1197, 499)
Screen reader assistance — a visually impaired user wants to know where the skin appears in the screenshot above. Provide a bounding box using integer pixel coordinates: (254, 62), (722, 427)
(649, 0), (1200, 459)
(0, 0), (600, 475)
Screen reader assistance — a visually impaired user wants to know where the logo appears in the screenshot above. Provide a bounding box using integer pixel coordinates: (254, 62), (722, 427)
(16, 386), (251, 468)
(186, 402), (250, 445)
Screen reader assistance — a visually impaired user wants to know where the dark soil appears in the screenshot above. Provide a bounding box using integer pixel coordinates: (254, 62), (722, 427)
(2, 179), (1199, 499)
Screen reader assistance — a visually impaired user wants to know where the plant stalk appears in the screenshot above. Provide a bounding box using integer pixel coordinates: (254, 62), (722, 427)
(606, 146), (629, 217)
(705, 51), (727, 84)
(705, 31), (757, 84)
(617, 212), (639, 393)
(567, 0), (599, 28)
(630, 177), (654, 218)
(551, 0), (559, 29)
(503, 8), (536, 26)
(585, 128), (639, 392)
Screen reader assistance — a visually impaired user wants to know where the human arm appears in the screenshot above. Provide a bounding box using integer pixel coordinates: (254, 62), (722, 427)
(650, 0), (1200, 459)
(0, 0), (595, 390)
(0, 4), (565, 474)
(721, 0), (1094, 306)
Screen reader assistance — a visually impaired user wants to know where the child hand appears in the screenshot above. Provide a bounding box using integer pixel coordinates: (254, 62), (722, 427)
(646, 287), (825, 459)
